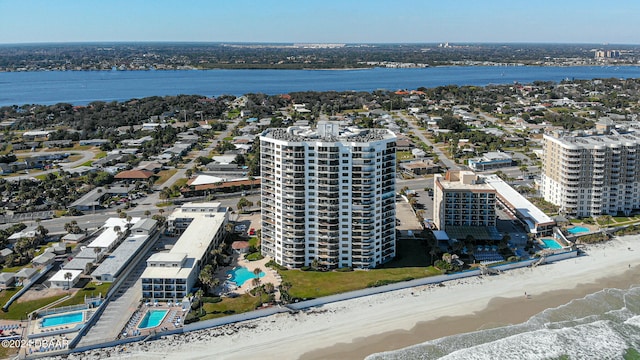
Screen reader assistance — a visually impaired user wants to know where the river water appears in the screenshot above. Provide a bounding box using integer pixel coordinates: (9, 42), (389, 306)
(2, 65), (640, 106)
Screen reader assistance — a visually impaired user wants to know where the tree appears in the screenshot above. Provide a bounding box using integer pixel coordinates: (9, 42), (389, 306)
(311, 258), (320, 270)
(195, 289), (205, 315)
(199, 264), (216, 293)
(36, 225), (49, 240)
(251, 277), (261, 288)
(237, 197), (253, 213)
(279, 281), (293, 304)
(144, 210), (151, 218)
(263, 282), (275, 294)
(64, 271), (73, 291)
(253, 267), (262, 277)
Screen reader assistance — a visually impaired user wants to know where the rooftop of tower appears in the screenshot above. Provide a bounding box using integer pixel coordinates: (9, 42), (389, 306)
(262, 121), (395, 143)
(547, 132), (640, 149)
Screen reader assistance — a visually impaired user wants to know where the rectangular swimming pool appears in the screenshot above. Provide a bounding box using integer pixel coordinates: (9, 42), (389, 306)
(41, 311), (84, 328)
(541, 238), (563, 250)
(137, 310), (168, 329)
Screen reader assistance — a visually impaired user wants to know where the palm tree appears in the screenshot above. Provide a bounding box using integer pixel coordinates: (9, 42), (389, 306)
(195, 289), (205, 315)
(263, 282), (275, 294)
(144, 210), (151, 218)
(253, 267), (262, 277)
(279, 281), (293, 304)
(113, 225), (122, 238)
(199, 264), (215, 293)
(64, 272), (73, 292)
(251, 277), (261, 288)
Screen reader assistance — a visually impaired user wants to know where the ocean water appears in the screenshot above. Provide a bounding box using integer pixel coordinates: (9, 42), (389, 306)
(367, 286), (640, 360)
(2, 66), (640, 106)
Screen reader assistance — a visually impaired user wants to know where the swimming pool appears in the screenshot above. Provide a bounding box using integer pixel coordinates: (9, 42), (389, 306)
(541, 238), (563, 250)
(137, 310), (168, 329)
(567, 226), (589, 234)
(227, 266), (265, 286)
(41, 311), (84, 328)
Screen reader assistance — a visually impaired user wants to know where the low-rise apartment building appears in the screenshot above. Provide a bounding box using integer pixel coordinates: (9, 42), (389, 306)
(141, 202), (228, 301)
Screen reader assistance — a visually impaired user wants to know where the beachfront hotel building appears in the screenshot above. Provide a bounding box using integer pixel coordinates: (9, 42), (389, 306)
(433, 171), (497, 232)
(541, 132), (640, 217)
(434, 170), (554, 237)
(260, 121), (397, 269)
(141, 202), (229, 301)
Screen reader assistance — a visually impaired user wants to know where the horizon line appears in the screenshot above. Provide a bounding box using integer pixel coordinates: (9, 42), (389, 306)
(1, 41), (639, 47)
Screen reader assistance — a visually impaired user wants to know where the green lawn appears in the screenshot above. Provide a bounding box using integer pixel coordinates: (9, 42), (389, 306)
(56, 282), (112, 307)
(0, 282), (111, 321)
(2, 264), (32, 273)
(0, 289), (66, 320)
(155, 169), (178, 185)
(190, 239), (441, 322)
(200, 294), (262, 320)
(248, 236), (259, 248)
(397, 151), (414, 161)
(281, 266), (441, 299)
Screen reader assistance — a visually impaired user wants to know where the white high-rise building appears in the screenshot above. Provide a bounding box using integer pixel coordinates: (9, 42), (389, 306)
(260, 122), (397, 269)
(541, 133), (640, 217)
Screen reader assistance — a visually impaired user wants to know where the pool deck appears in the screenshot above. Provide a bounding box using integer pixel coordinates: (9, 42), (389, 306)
(23, 309), (94, 356)
(29, 309), (92, 336)
(214, 254), (281, 297)
(121, 303), (187, 339)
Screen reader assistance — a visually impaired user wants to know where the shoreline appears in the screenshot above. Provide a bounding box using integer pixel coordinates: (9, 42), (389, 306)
(301, 266), (640, 360)
(69, 236), (640, 360)
(3, 63), (639, 73)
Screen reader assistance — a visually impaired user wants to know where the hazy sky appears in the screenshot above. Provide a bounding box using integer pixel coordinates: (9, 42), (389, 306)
(1, 0), (638, 44)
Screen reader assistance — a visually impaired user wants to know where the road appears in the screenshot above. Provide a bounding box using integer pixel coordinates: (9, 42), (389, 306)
(3, 150), (97, 181)
(396, 111), (461, 171)
(155, 120), (239, 191)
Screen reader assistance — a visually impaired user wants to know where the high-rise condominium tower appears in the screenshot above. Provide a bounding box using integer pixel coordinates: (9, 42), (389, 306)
(541, 132), (640, 217)
(260, 122), (396, 269)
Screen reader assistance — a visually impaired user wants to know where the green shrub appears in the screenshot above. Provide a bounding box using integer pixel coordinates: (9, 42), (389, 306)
(201, 296), (222, 304)
(245, 252), (264, 261)
(265, 260), (287, 271)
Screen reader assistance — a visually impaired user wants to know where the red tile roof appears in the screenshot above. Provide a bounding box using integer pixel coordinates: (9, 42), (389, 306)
(114, 169), (154, 179)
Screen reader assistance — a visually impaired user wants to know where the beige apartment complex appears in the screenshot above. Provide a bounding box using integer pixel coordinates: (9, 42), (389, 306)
(433, 171), (497, 231)
(260, 122), (397, 269)
(541, 133), (640, 217)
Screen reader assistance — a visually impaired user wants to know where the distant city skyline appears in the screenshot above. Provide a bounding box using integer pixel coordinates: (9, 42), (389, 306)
(1, 0), (639, 45)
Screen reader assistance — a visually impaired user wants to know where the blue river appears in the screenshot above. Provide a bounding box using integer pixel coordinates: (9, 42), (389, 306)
(2, 66), (640, 106)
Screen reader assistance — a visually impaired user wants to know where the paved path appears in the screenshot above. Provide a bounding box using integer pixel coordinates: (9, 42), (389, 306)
(156, 120), (239, 191)
(397, 111), (461, 171)
(3, 150), (96, 181)
(77, 249), (151, 346)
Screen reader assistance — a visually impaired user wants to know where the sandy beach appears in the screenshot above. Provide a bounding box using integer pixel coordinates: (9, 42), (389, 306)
(64, 235), (640, 360)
